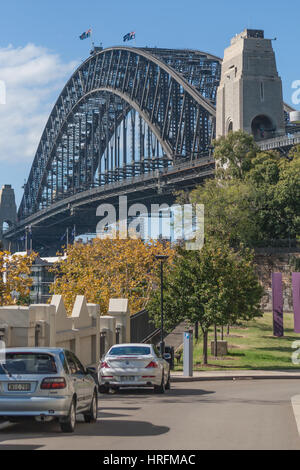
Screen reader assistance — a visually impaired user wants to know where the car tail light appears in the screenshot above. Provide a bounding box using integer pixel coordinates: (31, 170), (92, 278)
(41, 377), (66, 390)
(101, 361), (110, 369)
(146, 361), (158, 368)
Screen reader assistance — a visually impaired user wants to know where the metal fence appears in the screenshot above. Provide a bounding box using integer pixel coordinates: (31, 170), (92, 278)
(130, 309), (160, 344)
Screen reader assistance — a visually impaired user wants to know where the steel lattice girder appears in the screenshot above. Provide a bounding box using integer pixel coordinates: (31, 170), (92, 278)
(19, 47), (222, 220)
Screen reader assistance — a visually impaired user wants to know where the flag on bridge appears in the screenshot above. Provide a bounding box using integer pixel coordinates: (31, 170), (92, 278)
(79, 29), (92, 40)
(123, 31), (135, 42)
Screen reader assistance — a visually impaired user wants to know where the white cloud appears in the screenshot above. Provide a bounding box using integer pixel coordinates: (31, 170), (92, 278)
(0, 44), (78, 163)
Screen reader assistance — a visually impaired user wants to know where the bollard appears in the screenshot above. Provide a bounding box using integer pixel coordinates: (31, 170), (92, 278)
(183, 330), (193, 377)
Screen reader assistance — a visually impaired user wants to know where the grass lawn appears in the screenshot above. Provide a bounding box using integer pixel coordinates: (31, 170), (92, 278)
(174, 313), (300, 371)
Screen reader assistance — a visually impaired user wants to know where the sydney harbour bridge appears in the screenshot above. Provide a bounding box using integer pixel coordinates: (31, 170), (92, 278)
(3, 36), (300, 254)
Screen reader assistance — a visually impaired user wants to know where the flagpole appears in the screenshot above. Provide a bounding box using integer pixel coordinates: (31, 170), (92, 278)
(90, 26), (93, 51)
(25, 227), (28, 254)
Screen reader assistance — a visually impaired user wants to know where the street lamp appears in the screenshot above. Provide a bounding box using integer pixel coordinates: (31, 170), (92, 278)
(154, 254), (169, 357)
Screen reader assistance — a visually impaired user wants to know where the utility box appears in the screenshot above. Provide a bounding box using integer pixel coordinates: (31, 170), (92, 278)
(183, 330), (193, 377)
(211, 341), (228, 356)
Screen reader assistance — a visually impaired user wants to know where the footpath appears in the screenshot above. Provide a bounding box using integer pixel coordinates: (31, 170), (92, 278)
(171, 369), (300, 382)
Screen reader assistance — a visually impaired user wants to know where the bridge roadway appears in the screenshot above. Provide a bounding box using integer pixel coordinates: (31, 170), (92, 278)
(257, 131), (300, 153)
(5, 156), (214, 254)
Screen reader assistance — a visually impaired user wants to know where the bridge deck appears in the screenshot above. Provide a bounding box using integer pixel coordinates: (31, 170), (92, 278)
(257, 131), (300, 151)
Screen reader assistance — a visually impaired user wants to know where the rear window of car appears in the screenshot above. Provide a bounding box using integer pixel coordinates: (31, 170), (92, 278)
(109, 346), (151, 356)
(0, 353), (57, 375)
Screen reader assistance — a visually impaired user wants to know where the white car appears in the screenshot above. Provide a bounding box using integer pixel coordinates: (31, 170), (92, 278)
(98, 343), (171, 394)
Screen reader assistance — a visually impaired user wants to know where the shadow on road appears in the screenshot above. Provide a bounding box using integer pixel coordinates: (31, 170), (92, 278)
(104, 387), (215, 397)
(102, 387), (215, 404)
(0, 444), (43, 450)
(0, 415), (169, 440)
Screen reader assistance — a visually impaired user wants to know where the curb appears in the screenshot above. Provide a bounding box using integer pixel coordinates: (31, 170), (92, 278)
(171, 374), (300, 383)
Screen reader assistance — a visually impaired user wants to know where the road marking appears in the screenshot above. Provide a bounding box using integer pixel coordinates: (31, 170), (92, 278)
(291, 395), (300, 436)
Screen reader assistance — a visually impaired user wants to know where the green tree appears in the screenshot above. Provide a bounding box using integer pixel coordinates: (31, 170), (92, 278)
(213, 130), (258, 180)
(148, 240), (263, 364)
(245, 150), (300, 241)
(189, 178), (259, 247)
(191, 132), (300, 245)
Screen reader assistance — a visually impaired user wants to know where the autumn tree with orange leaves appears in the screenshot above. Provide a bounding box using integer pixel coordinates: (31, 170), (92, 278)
(50, 238), (175, 314)
(0, 251), (35, 306)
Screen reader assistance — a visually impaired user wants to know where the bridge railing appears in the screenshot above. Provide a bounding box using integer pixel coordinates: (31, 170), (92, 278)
(257, 131), (300, 151)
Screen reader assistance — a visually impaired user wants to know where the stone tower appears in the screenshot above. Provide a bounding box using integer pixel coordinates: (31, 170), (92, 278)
(216, 29), (285, 140)
(0, 185), (17, 249)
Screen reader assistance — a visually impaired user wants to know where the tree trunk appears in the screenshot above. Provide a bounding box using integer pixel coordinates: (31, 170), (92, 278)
(195, 321), (199, 341)
(214, 324), (218, 357)
(202, 330), (208, 365)
(227, 325), (230, 336)
(221, 326), (224, 341)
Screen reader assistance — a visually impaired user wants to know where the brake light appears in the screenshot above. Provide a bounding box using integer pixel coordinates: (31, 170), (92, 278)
(146, 361), (158, 368)
(101, 361), (110, 369)
(41, 377), (66, 390)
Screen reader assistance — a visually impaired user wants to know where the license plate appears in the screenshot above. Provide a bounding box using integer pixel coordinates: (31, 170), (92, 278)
(8, 383), (31, 392)
(120, 376), (136, 382)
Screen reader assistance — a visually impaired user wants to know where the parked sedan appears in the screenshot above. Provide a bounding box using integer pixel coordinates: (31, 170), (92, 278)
(0, 348), (98, 433)
(98, 343), (170, 393)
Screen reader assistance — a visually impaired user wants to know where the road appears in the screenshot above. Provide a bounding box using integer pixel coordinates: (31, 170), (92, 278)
(1, 380), (300, 450)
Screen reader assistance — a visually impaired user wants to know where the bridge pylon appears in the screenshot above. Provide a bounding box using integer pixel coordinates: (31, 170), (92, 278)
(0, 185), (17, 250)
(216, 29), (285, 141)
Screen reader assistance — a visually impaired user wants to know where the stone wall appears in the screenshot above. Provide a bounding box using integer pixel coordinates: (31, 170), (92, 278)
(0, 296), (131, 366)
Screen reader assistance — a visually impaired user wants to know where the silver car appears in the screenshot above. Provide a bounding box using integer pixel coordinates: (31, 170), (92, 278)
(0, 348), (98, 433)
(98, 343), (171, 393)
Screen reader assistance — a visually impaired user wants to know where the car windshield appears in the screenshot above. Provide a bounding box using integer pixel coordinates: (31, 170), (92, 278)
(109, 346), (151, 356)
(0, 353), (57, 375)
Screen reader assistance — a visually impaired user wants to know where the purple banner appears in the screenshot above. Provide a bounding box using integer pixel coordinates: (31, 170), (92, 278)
(272, 273), (283, 337)
(292, 273), (300, 333)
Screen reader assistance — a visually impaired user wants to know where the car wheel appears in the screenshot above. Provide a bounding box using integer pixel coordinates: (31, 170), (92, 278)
(99, 385), (109, 394)
(154, 373), (165, 394)
(60, 398), (76, 433)
(84, 392), (98, 423)
(165, 372), (171, 390)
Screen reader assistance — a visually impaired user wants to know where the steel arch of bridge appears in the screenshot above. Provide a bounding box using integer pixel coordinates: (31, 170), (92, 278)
(19, 46), (221, 219)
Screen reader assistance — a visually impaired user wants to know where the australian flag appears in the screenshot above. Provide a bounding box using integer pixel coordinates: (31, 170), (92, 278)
(79, 29), (92, 40)
(123, 31), (135, 42)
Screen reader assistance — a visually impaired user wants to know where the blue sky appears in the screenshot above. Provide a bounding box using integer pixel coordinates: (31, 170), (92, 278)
(0, 0), (299, 204)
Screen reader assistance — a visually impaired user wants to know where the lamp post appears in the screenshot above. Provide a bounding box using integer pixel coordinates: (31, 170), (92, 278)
(154, 254), (169, 357)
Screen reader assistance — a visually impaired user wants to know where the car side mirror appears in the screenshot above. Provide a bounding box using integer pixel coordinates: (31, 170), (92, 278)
(86, 367), (96, 375)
